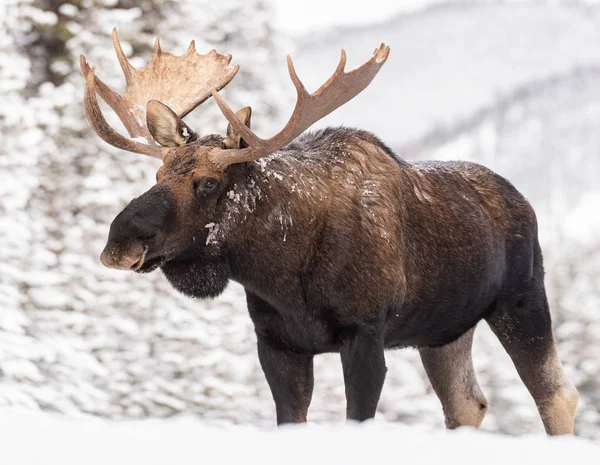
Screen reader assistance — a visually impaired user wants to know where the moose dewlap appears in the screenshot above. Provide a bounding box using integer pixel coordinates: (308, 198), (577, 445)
(81, 29), (578, 434)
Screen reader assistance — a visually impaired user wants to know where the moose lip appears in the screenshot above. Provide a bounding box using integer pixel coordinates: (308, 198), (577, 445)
(134, 254), (167, 273)
(133, 246), (180, 274)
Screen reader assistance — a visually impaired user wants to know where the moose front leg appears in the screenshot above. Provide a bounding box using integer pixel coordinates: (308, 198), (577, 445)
(257, 337), (314, 425)
(340, 328), (387, 421)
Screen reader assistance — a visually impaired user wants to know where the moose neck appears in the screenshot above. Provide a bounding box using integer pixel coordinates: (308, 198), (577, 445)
(218, 128), (407, 301)
(219, 150), (323, 291)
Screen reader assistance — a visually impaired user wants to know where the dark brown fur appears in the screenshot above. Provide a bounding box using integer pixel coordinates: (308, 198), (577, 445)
(101, 125), (578, 433)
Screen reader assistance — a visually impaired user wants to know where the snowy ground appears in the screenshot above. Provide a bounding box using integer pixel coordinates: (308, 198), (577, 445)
(3, 408), (599, 465)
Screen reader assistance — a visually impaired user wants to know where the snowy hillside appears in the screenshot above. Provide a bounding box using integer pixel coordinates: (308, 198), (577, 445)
(293, 2), (600, 148)
(1, 0), (599, 446)
(2, 408), (600, 465)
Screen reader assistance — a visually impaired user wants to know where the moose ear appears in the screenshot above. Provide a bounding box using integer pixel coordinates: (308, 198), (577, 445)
(225, 107), (252, 149)
(146, 100), (196, 147)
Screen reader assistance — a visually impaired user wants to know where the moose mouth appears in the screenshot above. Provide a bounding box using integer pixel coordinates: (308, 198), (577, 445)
(135, 254), (165, 273)
(134, 246), (183, 274)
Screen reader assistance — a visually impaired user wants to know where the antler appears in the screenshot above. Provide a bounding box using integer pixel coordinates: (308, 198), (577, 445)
(209, 43), (390, 169)
(81, 28), (240, 159)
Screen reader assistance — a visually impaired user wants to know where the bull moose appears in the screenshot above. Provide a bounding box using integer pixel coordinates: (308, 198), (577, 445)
(81, 29), (578, 434)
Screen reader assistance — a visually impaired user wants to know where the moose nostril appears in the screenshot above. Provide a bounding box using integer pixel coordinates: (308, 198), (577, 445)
(100, 244), (148, 271)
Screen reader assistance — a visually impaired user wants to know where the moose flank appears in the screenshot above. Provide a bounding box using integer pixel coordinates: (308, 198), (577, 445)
(81, 29), (578, 434)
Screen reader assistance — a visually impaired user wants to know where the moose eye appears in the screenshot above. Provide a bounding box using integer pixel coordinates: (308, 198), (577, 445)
(195, 177), (219, 195)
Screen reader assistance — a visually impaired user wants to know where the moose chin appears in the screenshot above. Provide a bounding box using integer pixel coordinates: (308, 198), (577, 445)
(81, 29), (578, 434)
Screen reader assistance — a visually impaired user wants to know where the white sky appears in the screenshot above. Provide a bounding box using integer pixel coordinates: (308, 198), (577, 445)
(271, 0), (439, 35)
(271, 0), (600, 35)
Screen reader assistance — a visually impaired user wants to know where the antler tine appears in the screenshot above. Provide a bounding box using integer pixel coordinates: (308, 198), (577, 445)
(83, 67), (166, 159)
(374, 43), (390, 63)
(211, 89), (262, 147)
(153, 35), (162, 57)
(80, 46), (153, 141)
(209, 44), (391, 171)
(187, 40), (196, 55)
(112, 28), (137, 86)
(286, 55), (310, 98)
(313, 49), (347, 95)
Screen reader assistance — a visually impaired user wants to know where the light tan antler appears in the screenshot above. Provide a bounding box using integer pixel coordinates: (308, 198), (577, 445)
(209, 44), (390, 169)
(81, 28), (240, 159)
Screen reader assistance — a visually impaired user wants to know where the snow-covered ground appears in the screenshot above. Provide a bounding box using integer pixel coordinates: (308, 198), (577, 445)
(2, 408), (599, 465)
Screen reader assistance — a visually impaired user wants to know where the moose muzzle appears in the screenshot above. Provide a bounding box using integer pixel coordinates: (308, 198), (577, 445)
(100, 186), (172, 271)
(100, 242), (148, 271)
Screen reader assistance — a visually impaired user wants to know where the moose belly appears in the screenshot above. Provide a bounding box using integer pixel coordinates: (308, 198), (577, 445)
(246, 275), (501, 354)
(384, 265), (503, 348)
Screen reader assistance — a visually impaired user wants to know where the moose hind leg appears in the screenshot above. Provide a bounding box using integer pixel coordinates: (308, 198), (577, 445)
(419, 327), (488, 429)
(486, 286), (578, 435)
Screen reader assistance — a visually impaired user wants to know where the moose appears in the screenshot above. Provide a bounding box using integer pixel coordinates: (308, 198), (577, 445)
(81, 29), (578, 434)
